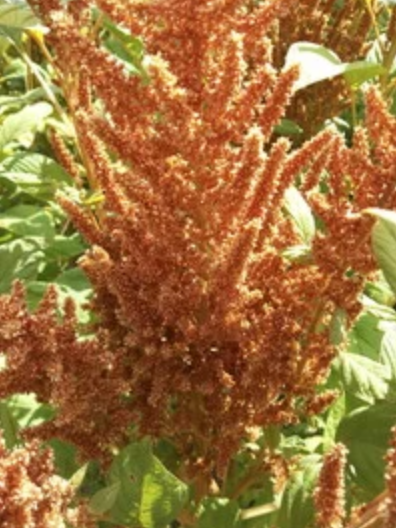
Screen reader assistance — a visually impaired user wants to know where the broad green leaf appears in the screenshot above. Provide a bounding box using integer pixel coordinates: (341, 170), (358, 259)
(364, 278), (396, 308)
(0, 0), (41, 29)
(90, 482), (121, 515)
(380, 325), (396, 379)
(0, 152), (71, 199)
(7, 393), (54, 429)
(102, 15), (148, 80)
(48, 438), (79, 479)
(281, 244), (311, 263)
(0, 87), (55, 113)
(323, 394), (346, 452)
(44, 234), (85, 260)
(276, 455), (321, 528)
(330, 307), (347, 346)
(69, 463), (89, 491)
(343, 61), (386, 87)
(0, 400), (19, 448)
(0, 102), (52, 152)
(275, 119), (303, 136)
(0, 205), (55, 240)
(367, 208), (396, 296)
(0, 238), (45, 293)
(198, 498), (242, 528)
(55, 267), (91, 294)
(2, 152), (70, 180)
(347, 311), (384, 360)
(334, 352), (390, 404)
(284, 187), (315, 244)
(285, 42), (384, 91)
(107, 440), (188, 527)
(337, 403), (396, 495)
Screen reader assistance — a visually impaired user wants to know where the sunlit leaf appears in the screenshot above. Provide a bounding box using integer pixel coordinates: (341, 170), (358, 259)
(334, 352), (390, 404)
(323, 394), (346, 452)
(0, 102), (52, 152)
(367, 208), (396, 296)
(380, 325), (396, 379)
(276, 455), (321, 528)
(285, 42), (384, 91)
(0, 0), (41, 29)
(284, 186), (315, 244)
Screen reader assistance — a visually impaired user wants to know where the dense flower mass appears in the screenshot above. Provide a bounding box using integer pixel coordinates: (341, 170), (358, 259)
(0, 0), (395, 485)
(314, 443), (348, 528)
(0, 433), (91, 528)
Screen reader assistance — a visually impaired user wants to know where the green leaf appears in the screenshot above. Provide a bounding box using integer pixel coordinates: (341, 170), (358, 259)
(0, 400), (19, 448)
(0, 87), (57, 113)
(337, 402), (396, 495)
(198, 498), (242, 528)
(275, 119), (303, 136)
(347, 311), (385, 360)
(334, 352), (390, 404)
(343, 61), (386, 87)
(69, 463), (90, 491)
(44, 234), (85, 259)
(330, 307), (348, 346)
(0, 102), (53, 152)
(102, 15), (148, 80)
(380, 325), (396, 379)
(0, 152), (71, 199)
(106, 440), (189, 527)
(0, 0), (41, 29)
(0, 205), (55, 240)
(284, 187), (315, 244)
(276, 455), (321, 528)
(0, 238), (45, 293)
(367, 208), (396, 296)
(90, 482), (121, 515)
(48, 438), (79, 479)
(323, 394), (346, 452)
(7, 393), (54, 429)
(285, 42), (384, 91)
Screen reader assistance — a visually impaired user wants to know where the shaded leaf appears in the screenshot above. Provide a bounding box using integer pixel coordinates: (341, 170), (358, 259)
(90, 482), (121, 516)
(0, 238), (45, 293)
(107, 440), (188, 527)
(337, 403), (396, 495)
(198, 498), (242, 528)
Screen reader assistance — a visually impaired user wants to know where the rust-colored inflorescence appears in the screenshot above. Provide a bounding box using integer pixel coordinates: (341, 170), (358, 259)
(385, 426), (396, 528)
(0, 433), (92, 528)
(0, 0), (394, 482)
(314, 443), (348, 528)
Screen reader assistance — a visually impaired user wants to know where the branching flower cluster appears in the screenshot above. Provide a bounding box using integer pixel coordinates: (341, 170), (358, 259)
(0, 433), (92, 528)
(1, 0), (396, 507)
